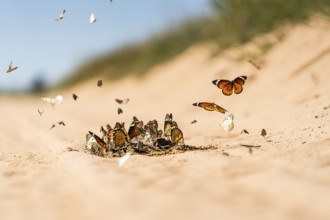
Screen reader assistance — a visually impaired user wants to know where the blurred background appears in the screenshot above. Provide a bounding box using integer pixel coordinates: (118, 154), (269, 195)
(0, 0), (329, 93)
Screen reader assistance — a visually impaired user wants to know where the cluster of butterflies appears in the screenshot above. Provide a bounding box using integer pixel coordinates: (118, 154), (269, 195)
(85, 113), (184, 157)
(193, 75), (247, 131)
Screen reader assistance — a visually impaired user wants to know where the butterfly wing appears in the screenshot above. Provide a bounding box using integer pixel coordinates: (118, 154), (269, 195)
(214, 104), (227, 113)
(233, 76), (247, 94)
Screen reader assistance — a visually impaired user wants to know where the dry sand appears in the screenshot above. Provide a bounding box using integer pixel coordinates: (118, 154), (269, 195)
(1, 17), (330, 220)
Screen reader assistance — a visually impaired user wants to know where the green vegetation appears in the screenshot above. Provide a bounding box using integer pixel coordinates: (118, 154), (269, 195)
(60, 0), (330, 88)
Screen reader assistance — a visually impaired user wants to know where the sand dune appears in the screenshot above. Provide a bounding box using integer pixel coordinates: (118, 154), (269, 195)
(1, 17), (330, 220)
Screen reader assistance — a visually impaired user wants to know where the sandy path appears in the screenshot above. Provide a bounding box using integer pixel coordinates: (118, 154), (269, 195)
(1, 17), (330, 220)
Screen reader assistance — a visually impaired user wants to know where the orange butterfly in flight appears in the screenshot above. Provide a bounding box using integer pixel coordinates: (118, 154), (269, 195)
(212, 76), (247, 96)
(193, 102), (227, 113)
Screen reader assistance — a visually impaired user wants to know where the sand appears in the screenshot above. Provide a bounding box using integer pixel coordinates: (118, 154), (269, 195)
(1, 16), (330, 220)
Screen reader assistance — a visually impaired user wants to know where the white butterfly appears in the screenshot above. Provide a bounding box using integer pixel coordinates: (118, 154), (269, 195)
(54, 10), (66, 22)
(117, 152), (132, 167)
(89, 13), (96, 24)
(221, 113), (234, 131)
(41, 95), (63, 107)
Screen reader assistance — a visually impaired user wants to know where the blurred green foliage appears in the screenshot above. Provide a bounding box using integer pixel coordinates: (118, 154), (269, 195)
(60, 0), (330, 88)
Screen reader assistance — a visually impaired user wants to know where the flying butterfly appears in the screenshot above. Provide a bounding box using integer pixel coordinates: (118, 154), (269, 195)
(54, 9), (66, 22)
(41, 95), (63, 107)
(192, 102), (227, 114)
(115, 98), (129, 104)
(72, 93), (78, 101)
(212, 76), (247, 96)
(89, 13), (96, 24)
(6, 61), (18, 73)
(117, 108), (123, 115)
(97, 80), (103, 87)
(241, 129), (249, 134)
(220, 114), (234, 131)
(37, 109), (44, 116)
(58, 121), (66, 126)
(248, 60), (261, 70)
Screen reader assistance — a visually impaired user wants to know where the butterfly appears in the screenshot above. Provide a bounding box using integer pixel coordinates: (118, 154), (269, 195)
(6, 61), (18, 73)
(115, 98), (129, 104)
(54, 10), (66, 22)
(164, 113), (172, 140)
(113, 122), (128, 147)
(58, 121), (66, 126)
(97, 80), (103, 87)
(41, 95), (63, 107)
(117, 108), (123, 115)
(72, 93), (78, 101)
(212, 76), (247, 96)
(128, 116), (144, 140)
(241, 129), (249, 134)
(89, 13), (96, 24)
(248, 60), (261, 70)
(37, 109), (44, 116)
(86, 131), (108, 155)
(192, 102), (227, 113)
(220, 114), (234, 131)
(171, 121), (184, 145)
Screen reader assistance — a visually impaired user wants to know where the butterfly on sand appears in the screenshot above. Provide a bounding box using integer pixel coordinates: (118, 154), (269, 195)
(164, 113), (172, 140)
(171, 121), (184, 145)
(54, 10), (66, 22)
(6, 61), (18, 73)
(128, 116), (144, 140)
(212, 76), (247, 96)
(192, 102), (227, 114)
(86, 131), (108, 155)
(113, 122), (128, 147)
